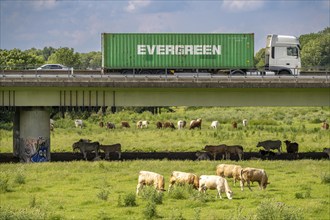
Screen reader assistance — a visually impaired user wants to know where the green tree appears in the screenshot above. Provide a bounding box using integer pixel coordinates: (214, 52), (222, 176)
(80, 51), (102, 69)
(254, 48), (265, 69)
(48, 47), (81, 68)
(0, 49), (44, 70)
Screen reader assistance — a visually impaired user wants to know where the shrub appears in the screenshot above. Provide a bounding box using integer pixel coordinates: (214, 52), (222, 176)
(143, 201), (157, 219)
(321, 173), (330, 184)
(15, 172), (26, 185)
(123, 192), (137, 207)
(97, 188), (109, 201)
(141, 187), (163, 205)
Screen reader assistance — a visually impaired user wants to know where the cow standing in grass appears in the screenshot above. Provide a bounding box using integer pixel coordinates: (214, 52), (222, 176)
(198, 175), (233, 199)
(216, 164), (243, 187)
(225, 145), (244, 160)
(100, 143), (121, 160)
(136, 171), (165, 195)
(257, 140), (282, 153)
(203, 145), (227, 160)
(240, 167), (270, 191)
(168, 171), (199, 191)
(72, 139), (99, 160)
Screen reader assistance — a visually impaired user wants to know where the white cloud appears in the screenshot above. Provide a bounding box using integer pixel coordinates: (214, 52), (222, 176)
(222, 0), (264, 12)
(125, 0), (151, 13)
(31, 0), (57, 10)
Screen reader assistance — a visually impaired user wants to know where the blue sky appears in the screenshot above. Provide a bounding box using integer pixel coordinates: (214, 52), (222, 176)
(0, 0), (329, 53)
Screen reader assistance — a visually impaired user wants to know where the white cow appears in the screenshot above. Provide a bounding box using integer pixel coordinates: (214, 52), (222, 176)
(177, 120), (186, 129)
(168, 171), (199, 191)
(198, 175), (233, 199)
(136, 171), (165, 195)
(74, 119), (83, 128)
(210, 121), (219, 129)
(242, 119), (248, 127)
(141, 120), (149, 128)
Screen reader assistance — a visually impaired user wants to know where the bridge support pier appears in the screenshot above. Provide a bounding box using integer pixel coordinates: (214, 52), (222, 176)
(13, 107), (51, 162)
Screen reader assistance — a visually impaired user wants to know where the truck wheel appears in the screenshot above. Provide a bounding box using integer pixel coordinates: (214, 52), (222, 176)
(230, 70), (245, 75)
(278, 70), (291, 75)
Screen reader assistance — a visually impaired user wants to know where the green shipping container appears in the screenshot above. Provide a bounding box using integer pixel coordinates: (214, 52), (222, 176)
(102, 33), (254, 70)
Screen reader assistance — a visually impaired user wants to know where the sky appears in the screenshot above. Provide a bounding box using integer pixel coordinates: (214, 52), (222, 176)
(0, 0), (329, 54)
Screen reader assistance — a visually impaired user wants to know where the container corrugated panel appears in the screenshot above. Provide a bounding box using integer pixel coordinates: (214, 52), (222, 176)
(102, 33), (254, 69)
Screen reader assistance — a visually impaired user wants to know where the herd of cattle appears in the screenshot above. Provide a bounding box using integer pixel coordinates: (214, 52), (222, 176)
(136, 164), (269, 199)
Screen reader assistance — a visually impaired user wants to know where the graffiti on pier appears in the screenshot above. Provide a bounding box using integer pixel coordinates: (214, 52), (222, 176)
(20, 137), (49, 162)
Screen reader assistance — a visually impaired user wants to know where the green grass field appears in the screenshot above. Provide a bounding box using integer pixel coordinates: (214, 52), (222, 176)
(0, 160), (329, 219)
(1, 106), (329, 153)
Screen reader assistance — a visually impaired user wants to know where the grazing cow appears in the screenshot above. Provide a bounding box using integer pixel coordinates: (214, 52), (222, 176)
(156, 121), (163, 129)
(74, 119), (83, 128)
(106, 122), (116, 129)
(216, 164), (243, 186)
(225, 145), (244, 160)
(257, 140), (282, 153)
(190, 118), (202, 130)
(177, 120), (186, 129)
(242, 119), (248, 127)
(321, 122), (329, 130)
(284, 140), (299, 153)
(232, 121), (237, 129)
(168, 171), (199, 191)
(99, 121), (104, 128)
(72, 140), (99, 160)
(240, 167), (269, 191)
(141, 120), (149, 128)
(198, 175), (233, 199)
(195, 151), (210, 161)
(136, 171), (165, 194)
(136, 120), (142, 129)
(323, 148), (330, 159)
(121, 121), (130, 128)
(203, 145), (227, 160)
(259, 150), (276, 157)
(99, 143), (121, 160)
(163, 121), (175, 129)
(210, 121), (219, 129)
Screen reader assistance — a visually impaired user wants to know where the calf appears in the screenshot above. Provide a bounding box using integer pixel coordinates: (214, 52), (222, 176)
(240, 167), (269, 191)
(198, 175), (233, 199)
(99, 143), (121, 160)
(168, 171), (199, 191)
(74, 119), (83, 128)
(210, 121), (219, 129)
(284, 140), (299, 153)
(136, 171), (165, 194)
(216, 164), (243, 186)
(121, 121), (130, 128)
(190, 118), (202, 130)
(257, 140), (282, 153)
(203, 144), (227, 160)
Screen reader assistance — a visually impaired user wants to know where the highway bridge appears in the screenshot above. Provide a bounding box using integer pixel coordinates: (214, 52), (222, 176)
(1, 70), (329, 162)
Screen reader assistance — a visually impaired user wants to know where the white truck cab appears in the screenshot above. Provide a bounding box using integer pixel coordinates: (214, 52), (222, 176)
(265, 35), (301, 75)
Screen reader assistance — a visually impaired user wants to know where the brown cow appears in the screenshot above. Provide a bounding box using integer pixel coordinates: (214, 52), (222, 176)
(190, 118), (202, 130)
(106, 122), (116, 129)
(284, 140), (299, 153)
(232, 121), (237, 129)
(99, 143), (121, 160)
(156, 121), (163, 129)
(163, 121), (175, 129)
(240, 167), (270, 191)
(203, 145), (227, 160)
(169, 171), (199, 191)
(321, 122), (329, 130)
(216, 164), (243, 186)
(225, 145), (244, 160)
(99, 121), (104, 128)
(121, 121), (130, 128)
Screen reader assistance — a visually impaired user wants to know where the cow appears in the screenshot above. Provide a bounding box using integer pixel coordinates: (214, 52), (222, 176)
(136, 171), (165, 195)
(225, 145), (244, 160)
(106, 122), (116, 129)
(177, 120), (186, 129)
(198, 175), (233, 199)
(216, 164), (243, 186)
(256, 140), (282, 153)
(321, 122), (329, 130)
(195, 151), (210, 160)
(163, 121), (175, 129)
(156, 121), (163, 129)
(240, 167), (270, 191)
(210, 121), (219, 129)
(203, 145), (227, 160)
(99, 121), (104, 128)
(121, 121), (130, 128)
(136, 120), (142, 129)
(141, 120), (149, 128)
(284, 140), (299, 153)
(323, 148), (330, 159)
(242, 119), (248, 127)
(232, 121), (237, 129)
(190, 118), (202, 130)
(99, 143), (121, 160)
(72, 139), (99, 160)
(74, 119), (83, 128)
(168, 171), (199, 191)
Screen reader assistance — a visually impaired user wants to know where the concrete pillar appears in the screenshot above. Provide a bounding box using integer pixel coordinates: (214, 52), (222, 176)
(15, 107), (50, 162)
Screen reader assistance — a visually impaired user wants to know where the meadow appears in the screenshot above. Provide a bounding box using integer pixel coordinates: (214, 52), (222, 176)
(0, 160), (329, 220)
(1, 106), (329, 153)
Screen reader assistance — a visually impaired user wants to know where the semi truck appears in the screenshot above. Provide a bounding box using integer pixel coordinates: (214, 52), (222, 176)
(102, 33), (301, 75)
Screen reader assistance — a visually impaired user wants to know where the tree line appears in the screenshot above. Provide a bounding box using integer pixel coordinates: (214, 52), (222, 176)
(0, 27), (328, 70)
